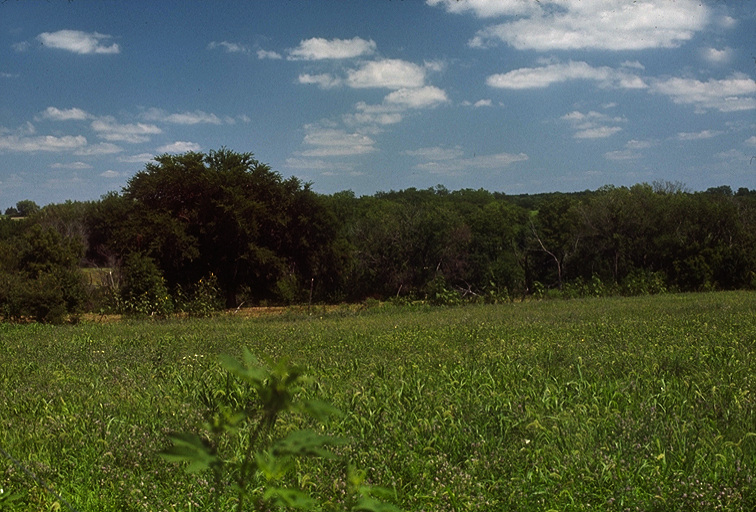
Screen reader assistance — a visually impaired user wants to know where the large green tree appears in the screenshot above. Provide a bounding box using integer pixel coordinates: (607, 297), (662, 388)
(121, 148), (337, 307)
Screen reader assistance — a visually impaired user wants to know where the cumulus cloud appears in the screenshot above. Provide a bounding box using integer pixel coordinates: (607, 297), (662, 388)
(487, 61), (647, 90)
(605, 149), (640, 161)
(141, 108), (223, 125)
(37, 30), (120, 54)
(298, 73), (343, 89)
(430, 0), (710, 51)
(257, 49), (282, 60)
(346, 59), (426, 89)
(157, 141), (201, 153)
(39, 107), (91, 121)
(118, 153), (156, 164)
(207, 41), (250, 53)
(700, 47), (733, 65)
(426, 0), (536, 18)
(561, 110), (626, 139)
(100, 170), (121, 178)
(676, 130), (723, 141)
(412, 150), (529, 175)
(650, 73), (756, 113)
(0, 133), (88, 152)
(91, 118), (162, 143)
(404, 146), (464, 161)
(74, 143), (123, 156)
(300, 126), (376, 157)
(50, 161), (92, 169)
(288, 37), (376, 60)
(605, 139), (655, 161)
(383, 86), (449, 109)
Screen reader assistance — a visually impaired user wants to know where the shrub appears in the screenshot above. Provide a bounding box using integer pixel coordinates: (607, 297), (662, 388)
(621, 269), (668, 296)
(162, 349), (400, 512)
(175, 274), (225, 317)
(119, 252), (173, 317)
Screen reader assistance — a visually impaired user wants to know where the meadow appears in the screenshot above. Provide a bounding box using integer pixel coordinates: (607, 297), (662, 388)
(1, 292), (755, 511)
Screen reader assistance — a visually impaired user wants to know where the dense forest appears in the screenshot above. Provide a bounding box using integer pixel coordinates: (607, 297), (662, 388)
(2, 148), (755, 322)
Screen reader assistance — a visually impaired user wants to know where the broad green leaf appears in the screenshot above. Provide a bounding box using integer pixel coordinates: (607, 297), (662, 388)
(219, 352), (267, 386)
(159, 432), (217, 474)
(263, 487), (320, 510)
(296, 399), (343, 423)
(272, 429), (344, 458)
(255, 450), (292, 482)
(353, 496), (402, 512)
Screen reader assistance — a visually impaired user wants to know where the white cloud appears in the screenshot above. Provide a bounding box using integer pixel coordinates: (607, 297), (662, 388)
(404, 146), (464, 161)
(288, 37), (376, 60)
(300, 126), (376, 157)
(257, 49), (282, 60)
(700, 47), (733, 65)
(284, 157), (355, 172)
(100, 170), (120, 178)
(118, 153), (155, 164)
(12, 41), (30, 52)
(605, 149), (640, 161)
(207, 41), (249, 53)
(0, 134), (88, 152)
(473, 99), (492, 108)
(346, 59), (426, 89)
(298, 73), (342, 89)
(383, 86), (449, 109)
(157, 141), (201, 153)
(605, 138), (655, 160)
(435, 0), (710, 51)
(74, 143), (123, 156)
(414, 150), (529, 174)
(39, 107), (91, 121)
(344, 109), (403, 126)
(561, 110), (625, 139)
(676, 130), (723, 141)
(91, 117), (162, 143)
(141, 108), (223, 125)
(51, 161), (92, 169)
(650, 73), (756, 113)
(744, 136), (756, 147)
(625, 139), (655, 150)
(426, 0), (536, 18)
(574, 126), (623, 139)
(37, 30), (120, 54)
(487, 61), (647, 90)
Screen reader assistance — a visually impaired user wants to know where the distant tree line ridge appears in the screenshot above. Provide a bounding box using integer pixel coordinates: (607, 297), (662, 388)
(2, 148), (756, 322)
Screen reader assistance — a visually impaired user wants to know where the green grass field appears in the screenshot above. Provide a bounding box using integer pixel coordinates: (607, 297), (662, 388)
(1, 292), (755, 511)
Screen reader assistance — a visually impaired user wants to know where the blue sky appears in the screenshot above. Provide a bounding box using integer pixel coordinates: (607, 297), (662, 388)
(1, 0), (755, 207)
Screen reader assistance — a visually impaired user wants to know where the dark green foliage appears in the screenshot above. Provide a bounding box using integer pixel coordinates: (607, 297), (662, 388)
(161, 348), (400, 511)
(119, 148), (339, 307)
(0, 224), (86, 323)
(118, 252), (173, 317)
(11, 199), (40, 217)
(2, 142), (756, 319)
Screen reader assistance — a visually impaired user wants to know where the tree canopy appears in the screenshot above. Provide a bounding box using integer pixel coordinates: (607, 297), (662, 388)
(2, 148), (756, 322)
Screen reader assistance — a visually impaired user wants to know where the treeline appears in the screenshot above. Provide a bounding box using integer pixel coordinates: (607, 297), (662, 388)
(2, 148), (755, 322)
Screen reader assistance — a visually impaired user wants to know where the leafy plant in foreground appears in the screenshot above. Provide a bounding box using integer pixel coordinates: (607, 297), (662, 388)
(161, 348), (400, 512)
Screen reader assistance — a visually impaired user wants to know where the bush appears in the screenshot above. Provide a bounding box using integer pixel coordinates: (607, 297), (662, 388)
(119, 252), (173, 317)
(621, 269), (668, 296)
(175, 274), (224, 317)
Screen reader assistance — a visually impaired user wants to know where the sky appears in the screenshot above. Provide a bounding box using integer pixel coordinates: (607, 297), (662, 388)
(1, 0), (755, 208)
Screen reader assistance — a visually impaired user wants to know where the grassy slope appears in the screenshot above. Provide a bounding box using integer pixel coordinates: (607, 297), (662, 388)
(1, 292), (755, 511)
